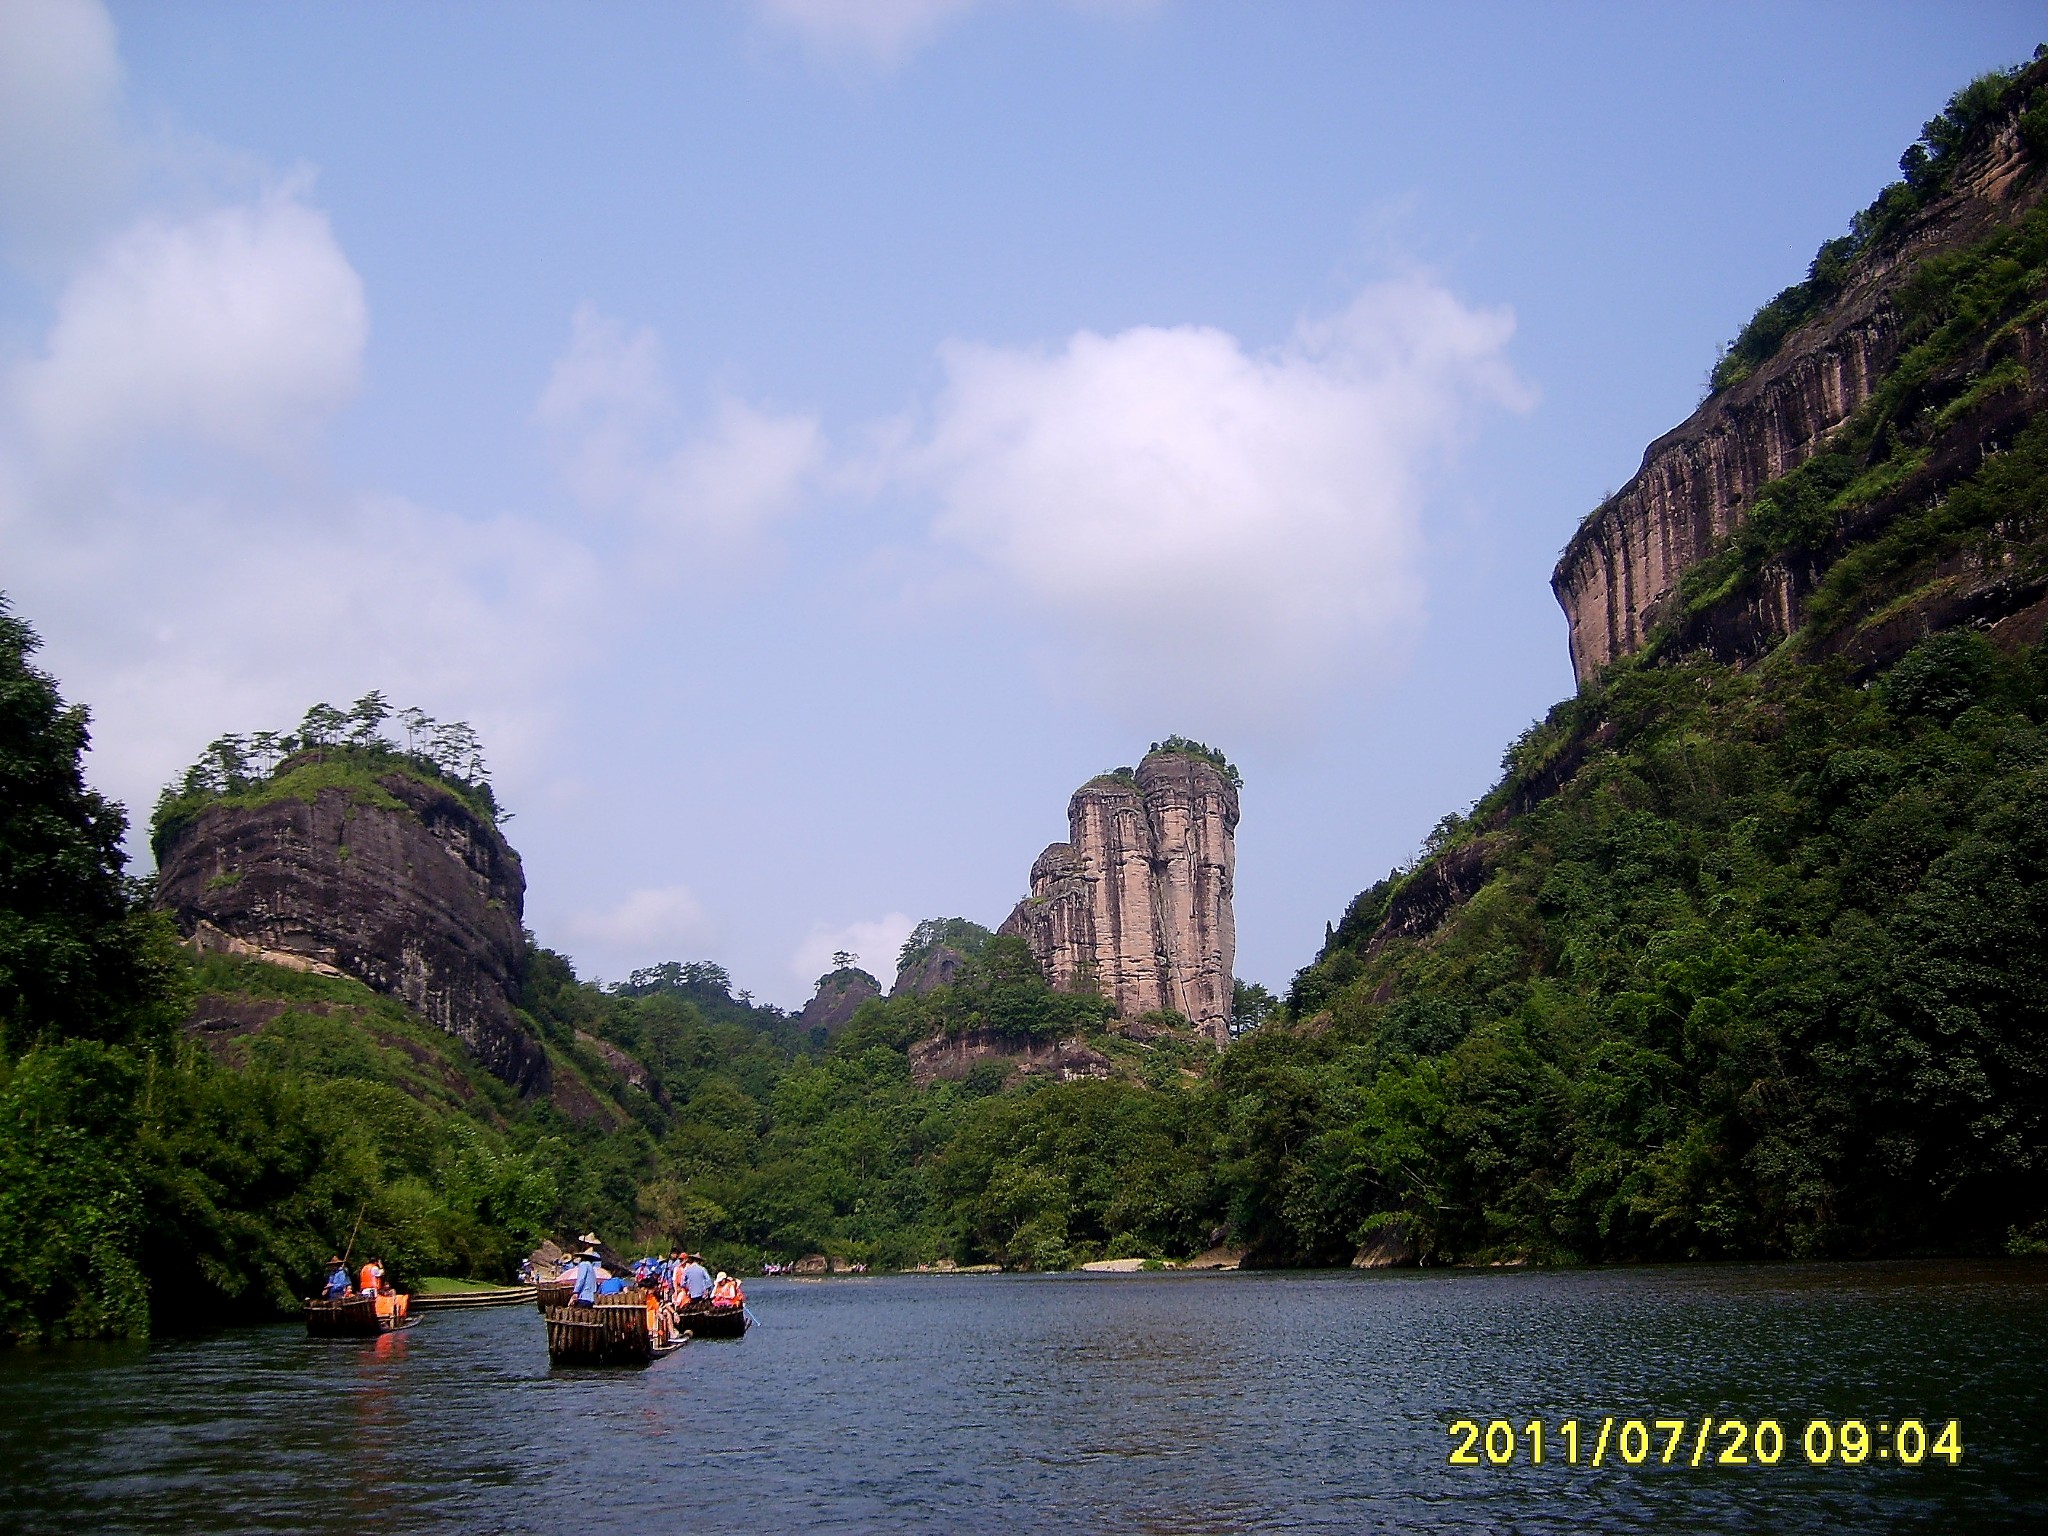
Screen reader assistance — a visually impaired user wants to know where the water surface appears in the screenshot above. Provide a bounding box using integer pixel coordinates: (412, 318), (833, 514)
(2, 1261), (2043, 1533)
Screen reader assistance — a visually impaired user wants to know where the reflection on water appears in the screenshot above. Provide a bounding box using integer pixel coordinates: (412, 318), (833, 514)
(1, 1261), (2044, 1533)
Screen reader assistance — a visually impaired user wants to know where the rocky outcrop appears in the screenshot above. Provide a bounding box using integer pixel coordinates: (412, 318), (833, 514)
(798, 967), (881, 1035)
(907, 1029), (1113, 1088)
(1553, 79), (2048, 684)
(156, 758), (546, 1094)
(576, 1030), (663, 1103)
(1000, 748), (1238, 1046)
(891, 944), (973, 998)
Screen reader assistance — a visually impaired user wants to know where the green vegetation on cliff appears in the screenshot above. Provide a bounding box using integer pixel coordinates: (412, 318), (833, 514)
(150, 693), (501, 859)
(1711, 51), (2048, 392)
(1273, 631), (2048, 1263)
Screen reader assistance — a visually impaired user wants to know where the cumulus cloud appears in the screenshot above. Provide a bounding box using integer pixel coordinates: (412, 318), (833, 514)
(891, 277), (1527, 719)
(0, 0), (127, 270)
(11, 181), (366, 468)
(564, 886), (720, 975)
(538, 304), (822, 556)
(2, 482), (602, 839)
(791, 911), (915, 985)
(0, 5), (579, 845)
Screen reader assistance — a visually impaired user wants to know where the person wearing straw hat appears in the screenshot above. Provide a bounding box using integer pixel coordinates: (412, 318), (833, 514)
(323, 1256), (350, 1298)
(678, 1251), (712, 1302)
(570, 1246), (606, 1307)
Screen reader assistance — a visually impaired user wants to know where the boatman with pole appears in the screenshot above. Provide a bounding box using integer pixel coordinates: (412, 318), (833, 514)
(570, 1246), (605, 1307)
(323, 1256), (351, 1298)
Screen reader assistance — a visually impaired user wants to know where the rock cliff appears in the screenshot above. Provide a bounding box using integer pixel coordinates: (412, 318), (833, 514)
(798, 967), (881, 1035)
(156, 755), (547, 1093)
(1000, 747), (1238, 1046)
(1553, 63), (2048, 683)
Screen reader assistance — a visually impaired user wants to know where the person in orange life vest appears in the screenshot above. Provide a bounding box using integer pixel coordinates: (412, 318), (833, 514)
(710, 1272), (743, 1307)
(358, 1257), (385, 1295)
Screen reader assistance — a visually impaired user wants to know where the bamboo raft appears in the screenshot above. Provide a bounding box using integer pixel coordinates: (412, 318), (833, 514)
(544, 1292), (688, 1367)
(674, 1300), (749, 1340)
(305, 1291), (416, 1337)
(410, 1285), (535, 1311)
(533, 1279), (574, 1312)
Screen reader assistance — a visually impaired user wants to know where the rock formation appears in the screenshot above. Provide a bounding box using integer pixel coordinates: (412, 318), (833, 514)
(1553, 76), (2048, 684)
(156, 755), (547, 1094)
(797, 967), (881, 1035)
(892, 944), (972, 998)
(890, 917), (993, 999)
(907, 1030), (1112, 1088)
(1000, 747), (1238, 1046)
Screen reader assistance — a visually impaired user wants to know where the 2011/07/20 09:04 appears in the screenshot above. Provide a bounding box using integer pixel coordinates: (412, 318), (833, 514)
(1447, 1417), (1962, 1469)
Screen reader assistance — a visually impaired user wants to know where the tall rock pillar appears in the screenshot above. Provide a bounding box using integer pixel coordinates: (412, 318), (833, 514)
(1001, 746), (1240, 1046)
(1138, 752), (1238, 1045)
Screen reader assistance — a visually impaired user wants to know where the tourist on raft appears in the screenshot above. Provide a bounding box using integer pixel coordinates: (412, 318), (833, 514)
(323, 1257), (351, 1298)
(357, 1257), (386, 1295)
(679, 1251), (712, 1302)
(710, 1272), (744, 1308)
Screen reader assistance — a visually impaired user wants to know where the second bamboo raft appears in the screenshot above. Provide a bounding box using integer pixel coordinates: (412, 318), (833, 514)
(543, 1292), (687, 1367)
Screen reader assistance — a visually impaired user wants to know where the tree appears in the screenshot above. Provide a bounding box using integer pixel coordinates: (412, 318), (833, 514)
(0, 596), (166, 1048)
(297, 702), (348, 747)
(345, 691), (391, 747)
(831, 950), (859, 971)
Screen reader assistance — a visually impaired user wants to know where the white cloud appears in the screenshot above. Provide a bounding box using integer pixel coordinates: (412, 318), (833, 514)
(11, 181), (366, 468)
(538, 304), (822, 555)
(2, 482), (603, 845)
(753, 0), (986, 66)
(791, 911), (915, 985)
(564, 885), (720, 974)
(891, 277), (1527, 720)
(0, 0), (127, 270)
(0, 4), (583, 857)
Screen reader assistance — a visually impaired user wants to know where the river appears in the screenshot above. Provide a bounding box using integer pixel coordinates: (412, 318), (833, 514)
(1, 1260), (2043, 1533)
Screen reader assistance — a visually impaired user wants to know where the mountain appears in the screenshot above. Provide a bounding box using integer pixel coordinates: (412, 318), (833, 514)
(1258, 54), (2048, 1266)
(155, 748), (547, 1093)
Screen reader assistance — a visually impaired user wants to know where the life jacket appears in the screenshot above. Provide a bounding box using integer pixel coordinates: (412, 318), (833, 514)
(711, 1277), (741, 1306)
(359, 1263), (380, 1293)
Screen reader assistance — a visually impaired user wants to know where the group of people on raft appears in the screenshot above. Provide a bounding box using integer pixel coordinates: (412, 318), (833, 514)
(545, 1241), (744, 1346)
(323, 1256), (392, 1298)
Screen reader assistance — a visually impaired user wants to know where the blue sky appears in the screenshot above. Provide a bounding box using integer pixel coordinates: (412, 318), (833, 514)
(3, 1), (2042, 1006)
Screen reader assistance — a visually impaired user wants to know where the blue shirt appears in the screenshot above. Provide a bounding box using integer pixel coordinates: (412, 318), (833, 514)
(572, 1259), (601, 1304)
(325, 1267), (349, 1297)
(681, 1262), (712, 1300)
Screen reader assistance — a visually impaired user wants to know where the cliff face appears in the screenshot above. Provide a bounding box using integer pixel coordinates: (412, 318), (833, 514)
(1554, 83), (2048, 684)
(1000, 749), (1238, 1046)
(157, 762), (546, 1094)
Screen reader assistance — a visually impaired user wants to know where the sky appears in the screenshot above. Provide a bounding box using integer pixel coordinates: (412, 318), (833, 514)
(3, 1), (2042, 1008)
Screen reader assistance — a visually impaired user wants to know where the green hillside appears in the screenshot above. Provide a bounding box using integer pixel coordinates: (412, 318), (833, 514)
(1268, 58), (2048, 1266)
